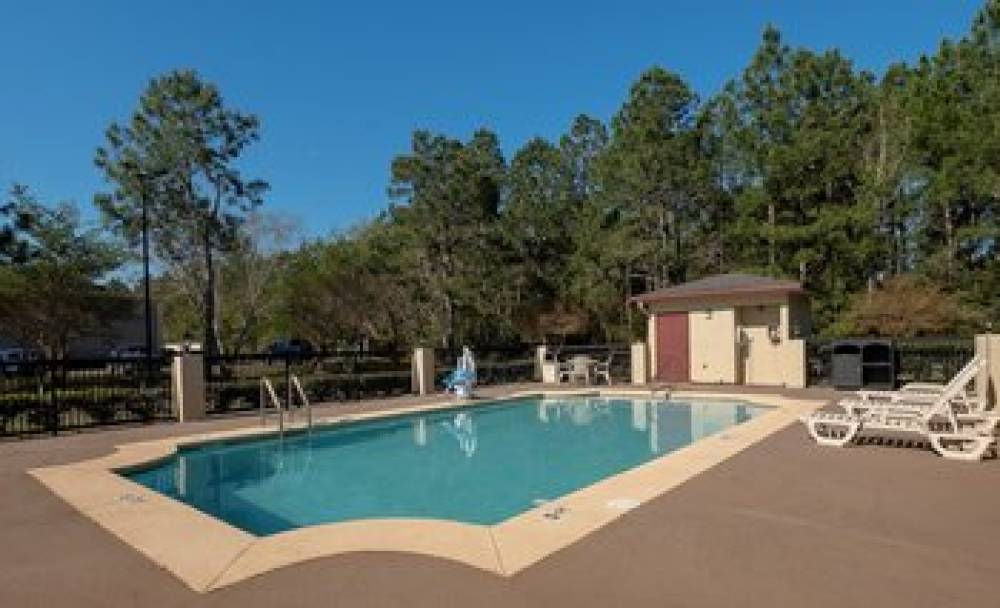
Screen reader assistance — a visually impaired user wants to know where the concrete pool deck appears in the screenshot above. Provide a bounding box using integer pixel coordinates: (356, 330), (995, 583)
(29, 387), (822, 591)
(5, 383), (1000, 607)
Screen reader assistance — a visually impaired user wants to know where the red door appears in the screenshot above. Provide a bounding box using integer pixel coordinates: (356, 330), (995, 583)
(656, 312), (689, 382)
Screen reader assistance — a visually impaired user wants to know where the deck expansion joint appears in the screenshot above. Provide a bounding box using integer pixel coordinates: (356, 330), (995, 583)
(204, 538), (259, 592)
(487, 528), (507, 576)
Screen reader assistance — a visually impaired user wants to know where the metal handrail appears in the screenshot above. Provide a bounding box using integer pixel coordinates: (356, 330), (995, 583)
(291, 375), (312, 428)
(259, 375), (312, 433)
(259, 377), (284, 433)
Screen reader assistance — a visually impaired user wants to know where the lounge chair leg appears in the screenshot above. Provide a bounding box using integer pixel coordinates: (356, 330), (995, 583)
(803, 417), (861, 448)
(928, 434), (996, 461)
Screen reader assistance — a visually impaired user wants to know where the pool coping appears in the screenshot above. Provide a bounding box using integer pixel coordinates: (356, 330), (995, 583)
(29, 388), (826, 592)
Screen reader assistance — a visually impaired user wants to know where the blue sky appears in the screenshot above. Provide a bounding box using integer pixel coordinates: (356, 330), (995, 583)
(0, 1), (985, 239)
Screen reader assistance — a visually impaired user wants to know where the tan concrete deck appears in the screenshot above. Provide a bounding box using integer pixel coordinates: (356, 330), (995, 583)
(4, 384), (1000, 607)
(29, 387), (822, 591)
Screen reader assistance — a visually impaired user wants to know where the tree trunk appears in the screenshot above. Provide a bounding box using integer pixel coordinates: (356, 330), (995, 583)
(893, 220), (902, 275)
(624, 261), (632, 335)
(716, 203), (726, 273)
(661, 206), (672, 284)
(943, 201), (955, 283)
(439, 240), (455, 349)
(203, 226), (222, 358)
(442, 291), (454, 349)
(876, 102), (897, 277)
(767, 202), (776, 272)
(671, 198), (682, 283)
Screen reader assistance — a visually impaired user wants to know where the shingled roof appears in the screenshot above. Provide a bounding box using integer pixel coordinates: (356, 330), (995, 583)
(631, 273), (804, 304)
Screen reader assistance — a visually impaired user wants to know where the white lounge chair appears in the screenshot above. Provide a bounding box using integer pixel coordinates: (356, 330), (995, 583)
(844, 357), (986, 418)
(802, 409), (864, 448)
(868, 399), (997, 461)
(803, 398), (997, 460)
(856, 383), (947, 404)
(802, 356), (997, 460)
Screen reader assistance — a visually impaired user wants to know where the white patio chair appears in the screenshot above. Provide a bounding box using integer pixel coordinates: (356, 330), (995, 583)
(556, 359), (573, 383)
(568, 356), (591, 385)
(592, 352), (614, 385)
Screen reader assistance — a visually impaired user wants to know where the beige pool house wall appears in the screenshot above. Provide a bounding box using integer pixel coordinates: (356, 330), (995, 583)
(643, 292), (809, 389)
(689, 307), (737, 383)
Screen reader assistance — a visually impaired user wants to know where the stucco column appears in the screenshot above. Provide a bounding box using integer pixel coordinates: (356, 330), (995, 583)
(411, 347), (435, 396)
(631, 342), (648, 385)
(535, 345), (547, 382)
(647, 314), (657, 381)
(171, 353), (206, 421)
(975, 334), (999, 409)
(780, 302), (807, 389)
(785, 340), (807, 389)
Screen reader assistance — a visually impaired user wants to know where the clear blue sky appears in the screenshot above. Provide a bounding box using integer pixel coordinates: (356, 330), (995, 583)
(0, 1), (985, 238)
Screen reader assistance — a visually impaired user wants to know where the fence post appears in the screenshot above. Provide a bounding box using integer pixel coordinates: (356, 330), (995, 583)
(631, 342), (648, 385)
(285, 353), (292, 416)
(50, 363), (62, 436)
(975, 334), (999, 410)
(171, 353), (206, 421)
(411, 347), (435, 396)
(535, 345), (547, 382)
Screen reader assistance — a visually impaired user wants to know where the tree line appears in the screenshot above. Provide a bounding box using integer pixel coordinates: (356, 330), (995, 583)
(2, 2), (998, 356)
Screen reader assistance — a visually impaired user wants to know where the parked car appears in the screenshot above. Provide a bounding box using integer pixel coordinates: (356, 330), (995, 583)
(0, 347), (41, 373)
(110, 345), (149, 360)
(267, 339), (314, 357)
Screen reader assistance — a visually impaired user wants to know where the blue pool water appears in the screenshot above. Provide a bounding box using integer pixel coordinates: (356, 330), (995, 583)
(127, 396), (767, 535)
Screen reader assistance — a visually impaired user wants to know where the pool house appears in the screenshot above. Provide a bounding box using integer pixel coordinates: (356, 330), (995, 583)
(633, 274), (811, 388)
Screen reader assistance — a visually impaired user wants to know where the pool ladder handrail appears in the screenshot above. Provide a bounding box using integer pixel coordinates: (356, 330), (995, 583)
(259, 377), (284, 432)
(259, 375), (312, 433)
(291, 375), (312, 428)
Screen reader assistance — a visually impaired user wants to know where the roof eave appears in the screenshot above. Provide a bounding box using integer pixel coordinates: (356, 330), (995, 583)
(631, 285), (806, 305)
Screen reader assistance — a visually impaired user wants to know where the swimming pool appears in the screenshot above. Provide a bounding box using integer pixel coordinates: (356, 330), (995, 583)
(126, 396), (767, 535)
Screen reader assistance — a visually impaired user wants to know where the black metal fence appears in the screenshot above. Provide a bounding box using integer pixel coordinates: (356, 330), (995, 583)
(894, 338), (976, 384)
(807, 337), (975, 387)
(205, 350), (413, 414)
(0, 357), (173, 438)
(1, 343), (635, 438)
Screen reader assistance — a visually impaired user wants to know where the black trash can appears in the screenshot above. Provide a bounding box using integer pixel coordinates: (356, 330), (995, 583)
(831, 341), (863, 390)
(831, 339), (897, 390)
(861, 340), (895, 390)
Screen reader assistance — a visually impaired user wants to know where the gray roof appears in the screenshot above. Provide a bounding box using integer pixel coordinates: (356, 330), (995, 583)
(632, 273), (804, 303)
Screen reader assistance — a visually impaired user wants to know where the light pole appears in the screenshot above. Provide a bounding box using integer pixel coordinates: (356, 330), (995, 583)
(140, 176), (153, 374)
(129, 165), (164, 375)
